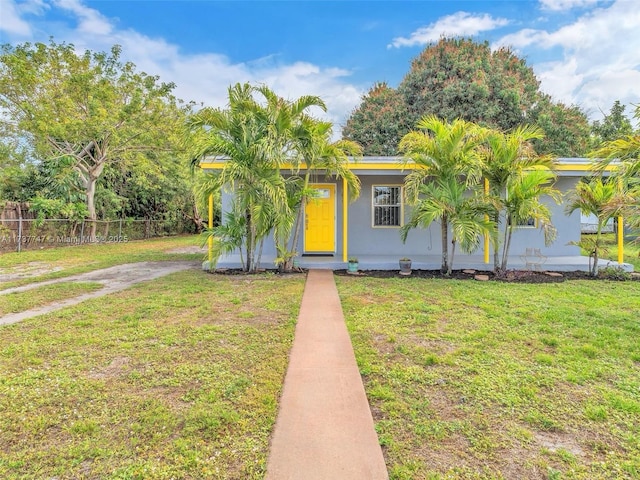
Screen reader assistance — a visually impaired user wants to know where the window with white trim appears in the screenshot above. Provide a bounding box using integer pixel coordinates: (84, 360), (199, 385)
(508, 216), (537, 228)
(372, 185), (402, 227)
(517, 217), (537, 228)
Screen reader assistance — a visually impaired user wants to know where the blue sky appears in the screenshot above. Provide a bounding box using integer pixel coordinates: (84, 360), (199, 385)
(1, 0), (639, 136)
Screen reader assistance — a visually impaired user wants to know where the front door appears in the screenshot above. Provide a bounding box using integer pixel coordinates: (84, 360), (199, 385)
(304, 184), (335, 253)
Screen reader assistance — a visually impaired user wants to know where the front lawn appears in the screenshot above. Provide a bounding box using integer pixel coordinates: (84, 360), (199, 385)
(337, 276), (640, 479)
(0, 270), (304, 479)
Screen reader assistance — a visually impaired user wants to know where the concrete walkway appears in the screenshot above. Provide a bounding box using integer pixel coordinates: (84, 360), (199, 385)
(266, 270), (388, 480)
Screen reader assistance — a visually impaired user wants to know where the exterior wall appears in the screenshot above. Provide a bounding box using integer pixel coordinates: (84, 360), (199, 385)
(505, 177), (581, 256)
(218, 173), (583, 260)
(342, 175), (441, 257)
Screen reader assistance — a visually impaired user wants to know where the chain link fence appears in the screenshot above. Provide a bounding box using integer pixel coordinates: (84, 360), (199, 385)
(0, 218), (192, 253)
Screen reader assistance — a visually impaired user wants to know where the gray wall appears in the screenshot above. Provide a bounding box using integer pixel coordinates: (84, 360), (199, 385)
(219, 174), (582, 259)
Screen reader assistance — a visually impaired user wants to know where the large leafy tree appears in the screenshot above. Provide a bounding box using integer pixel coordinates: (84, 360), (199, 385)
(399, 38), (539, 131)
(342, 82), (409, 155)
(343, 38), (591, 157)
(528, 94), (592, 157)
(0, 40), (188, 238)
(591, 100), (634, 145)
(400, 116), (487, 273)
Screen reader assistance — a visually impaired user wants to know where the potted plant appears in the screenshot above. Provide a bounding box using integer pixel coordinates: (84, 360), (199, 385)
(347, 257), (359, 274)
(399, 257), (412, 275)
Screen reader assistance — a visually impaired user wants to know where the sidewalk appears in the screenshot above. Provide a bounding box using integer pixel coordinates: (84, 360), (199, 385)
(265, 270), (388, 480)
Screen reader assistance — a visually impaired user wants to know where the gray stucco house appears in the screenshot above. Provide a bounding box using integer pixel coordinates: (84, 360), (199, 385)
(200, 157), (631, 272)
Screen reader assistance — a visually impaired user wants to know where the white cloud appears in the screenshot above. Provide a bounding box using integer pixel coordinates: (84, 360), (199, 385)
(54, 0), (112, 35)
(0, 0), (33, 36)
(538, 0), (602, 12)
(389, 12), (510, 48)
(496, 0), (640, 120)
(536, 58), (584, 104)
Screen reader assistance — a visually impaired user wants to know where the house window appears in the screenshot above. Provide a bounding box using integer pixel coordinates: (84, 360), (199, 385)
(518, 217), (536, 228)
(373, 185), (402, 227)
(509, 217), (537, 228)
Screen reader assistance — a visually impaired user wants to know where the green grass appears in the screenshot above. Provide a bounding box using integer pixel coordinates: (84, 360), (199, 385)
(0, 282), (103, 315)
(0, 235), (204, 288)
(0, 268), (304, 479)
(337, 275), (640, 479)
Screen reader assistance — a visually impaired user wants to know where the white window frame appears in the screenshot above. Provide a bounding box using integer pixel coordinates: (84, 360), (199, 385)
(372, 185), (403, 228)
(515, 217), (537, 228)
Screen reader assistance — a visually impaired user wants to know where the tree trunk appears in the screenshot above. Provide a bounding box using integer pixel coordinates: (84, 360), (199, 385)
(501, 219), (513, 271)
(86, 175), (98, 241)
(448, 239), (456, 276)
(285, 171), (312, 271)
(245, 210), (254, 273)
(441, 216), (449, 273)
(257, 238), (264, 270)
(285, 204), (304, 271)
(592, 223), (603, 276)
(493, 211), (501, 271)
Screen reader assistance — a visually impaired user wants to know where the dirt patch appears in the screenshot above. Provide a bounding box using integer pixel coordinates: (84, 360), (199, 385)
(0, 262), (64, 282)
(87, 356), (131, 380)
(165, 246), (206, 254)
(534, 431), (584, 457)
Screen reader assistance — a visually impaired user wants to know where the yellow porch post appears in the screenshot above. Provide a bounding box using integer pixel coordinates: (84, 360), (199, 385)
(484, 178), (490, 264)
(208, 193), (214, 264)
(617, 177), (624, 265)
(343, 177), (348, 263)
(618, 215), (624, 265)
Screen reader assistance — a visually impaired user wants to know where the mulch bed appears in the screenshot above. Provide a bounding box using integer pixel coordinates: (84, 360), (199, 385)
(209, 267), (618, 283)
(334, 269), (601, 283)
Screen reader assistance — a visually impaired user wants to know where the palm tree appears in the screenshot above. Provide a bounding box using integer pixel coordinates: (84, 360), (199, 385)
(481, 125), (552, 271)
(401, 176), (493, 275)
(591, 105), (640, 231)
(501, 169), (561, 270)
(282, 119), (362, 270)
(188, 83), (322, 272)
(565, 178), (620, 276)
(400, 116), (486, 273)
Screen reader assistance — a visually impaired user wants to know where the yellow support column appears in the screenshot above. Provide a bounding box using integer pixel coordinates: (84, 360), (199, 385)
(484, 178), (490, 264)
(617, 177), (624, 265)
(343, 178), (348, 263)
(618, 215), (624, 265)
(208, 193), (214, 265)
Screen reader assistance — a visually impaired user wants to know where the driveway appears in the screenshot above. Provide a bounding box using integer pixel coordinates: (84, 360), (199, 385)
(0, 261), (199, 326)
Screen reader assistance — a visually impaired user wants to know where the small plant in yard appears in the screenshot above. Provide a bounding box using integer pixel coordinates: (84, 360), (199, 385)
(598, 264), (632, 280)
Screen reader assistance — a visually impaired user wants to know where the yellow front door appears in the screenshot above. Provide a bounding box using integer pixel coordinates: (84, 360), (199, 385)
(304, 184), (335, 253)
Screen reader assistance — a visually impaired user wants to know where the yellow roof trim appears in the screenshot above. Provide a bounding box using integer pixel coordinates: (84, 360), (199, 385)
(199, 160), (617, 172)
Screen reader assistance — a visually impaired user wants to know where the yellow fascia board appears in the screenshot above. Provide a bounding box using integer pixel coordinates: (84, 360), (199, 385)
(199, 161), (410, 171)
(200, 159), (617, 172)
(553, 163), (616, 172)
(199, 162), (227, 170)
